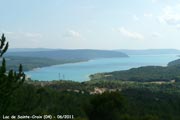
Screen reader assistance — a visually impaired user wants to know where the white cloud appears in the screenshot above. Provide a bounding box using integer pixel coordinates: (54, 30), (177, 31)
(151, 32), (161, 38)
(64, 30), (82, 39)
(133, 15), (139, 21)
(4, 31), (14, 34)
(158, 6), (180, 25)
(151, 0), (158, 3)
(144, 13), (153, 17)
(69, 30), (81, 38)
(25, 32), (42, 38)
(176, 24), (180, 29)
(3, 31), (43, 38)
(7, 32), (43, 43)
(0, 31), (44, 48)
(118, 27), (144, 40)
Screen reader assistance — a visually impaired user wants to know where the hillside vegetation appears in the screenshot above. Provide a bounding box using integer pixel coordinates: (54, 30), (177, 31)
(0, 56), (84, 71)
(168, 58), (180, 66)
(90, 59), (180, 82)
(6, 49), (128, 60)
(3, 49), (128, 71)
(3, 79), (180, 120)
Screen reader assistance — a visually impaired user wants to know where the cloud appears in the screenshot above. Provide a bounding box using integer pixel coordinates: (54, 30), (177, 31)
(158, 6), (180, 26)
(0, 31), (41, 48)
(1, 31), (44, 48)
(144, 13), (153, 17)
(4, 31), (14, 34)
(151, 32), (161, 38)
(69, 30), (81, 38)
(3, 31), (43, 39)
(25, 32), (43, 38)
(117, 27), (144, 40)
(133, 15), (139, 21)
(176, 24), (180, 29)
(151, 0), (158, 3)
(63, 30), (82, 39)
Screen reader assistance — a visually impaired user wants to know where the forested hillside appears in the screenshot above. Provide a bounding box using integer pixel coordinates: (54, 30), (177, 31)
(3, 49), (128, 71)
(90, 59), (180, 82)
(2, 79), (180, 120)
(6, 49), (128, 60)
(1, 56), (83, 71)
(168, 59), (180, 66)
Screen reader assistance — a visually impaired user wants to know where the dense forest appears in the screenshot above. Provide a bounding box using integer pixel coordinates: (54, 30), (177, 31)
(90, 59), (180, 82)
(168, 59), (180, 66)
(2, 56), (84, 71)
(2, 79), (180, 120)
(6, 49), (128, 60)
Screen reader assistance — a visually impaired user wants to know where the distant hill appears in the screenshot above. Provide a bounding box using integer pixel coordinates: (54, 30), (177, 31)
(90, 65), (180, 82)
(90, 58), (180, 82)
(8, 48), (56, 52)
(168, 59), (180, 66)
(2, 56), (83, 71)
(6, 49), (128, 60)
(116, 49), (180, 55)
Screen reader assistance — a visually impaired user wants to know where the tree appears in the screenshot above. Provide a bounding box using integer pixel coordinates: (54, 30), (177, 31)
(0, 34), (8, 57)
(0, 34), (25, 114)
(85, 92), (126, 120)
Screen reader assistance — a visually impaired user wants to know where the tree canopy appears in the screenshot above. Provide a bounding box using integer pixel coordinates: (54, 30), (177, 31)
(0, 34), (25, 114)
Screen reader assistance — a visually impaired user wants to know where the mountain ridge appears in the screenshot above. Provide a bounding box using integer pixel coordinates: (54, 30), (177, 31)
(6, 49), (128, 60)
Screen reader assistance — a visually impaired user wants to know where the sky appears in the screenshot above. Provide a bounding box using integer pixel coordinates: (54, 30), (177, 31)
(1, 0), (180, 49)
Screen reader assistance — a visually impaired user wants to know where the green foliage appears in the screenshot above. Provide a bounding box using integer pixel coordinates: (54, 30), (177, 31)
(4, 81), (180, 120)
(85, 92), (126, 120)
(0, 34), (25, 114)
(5, 83), (89, 119)
(168, 58), (180, 66)
(122, 88), (180, 120)
(0, 34), (8, 57)
(6, 49), (128, 60)
(3, 56), (84, 71)
(90, 65), (180, 82)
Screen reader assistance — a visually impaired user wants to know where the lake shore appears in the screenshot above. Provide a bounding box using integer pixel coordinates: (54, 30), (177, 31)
(26, 54), (179, 81)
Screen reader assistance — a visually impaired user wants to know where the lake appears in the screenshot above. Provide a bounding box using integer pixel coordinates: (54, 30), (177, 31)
(26, 54), (179, 82)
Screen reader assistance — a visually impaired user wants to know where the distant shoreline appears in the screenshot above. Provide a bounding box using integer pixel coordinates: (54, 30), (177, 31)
(28, 60), (90, 72)
(26, 59), (88, 72)
(26, 54), (179, 81)
(26, 56), (129, 72)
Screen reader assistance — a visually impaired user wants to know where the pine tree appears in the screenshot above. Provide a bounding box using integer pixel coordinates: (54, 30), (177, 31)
(0, 33), (25, 114)
(0, 34), (8, 57)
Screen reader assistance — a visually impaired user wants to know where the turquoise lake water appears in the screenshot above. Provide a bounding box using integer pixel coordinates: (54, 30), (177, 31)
(26, 54), (179, 82)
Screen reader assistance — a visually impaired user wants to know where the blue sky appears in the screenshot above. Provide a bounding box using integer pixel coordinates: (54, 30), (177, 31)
(1, 0), (180, 49)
